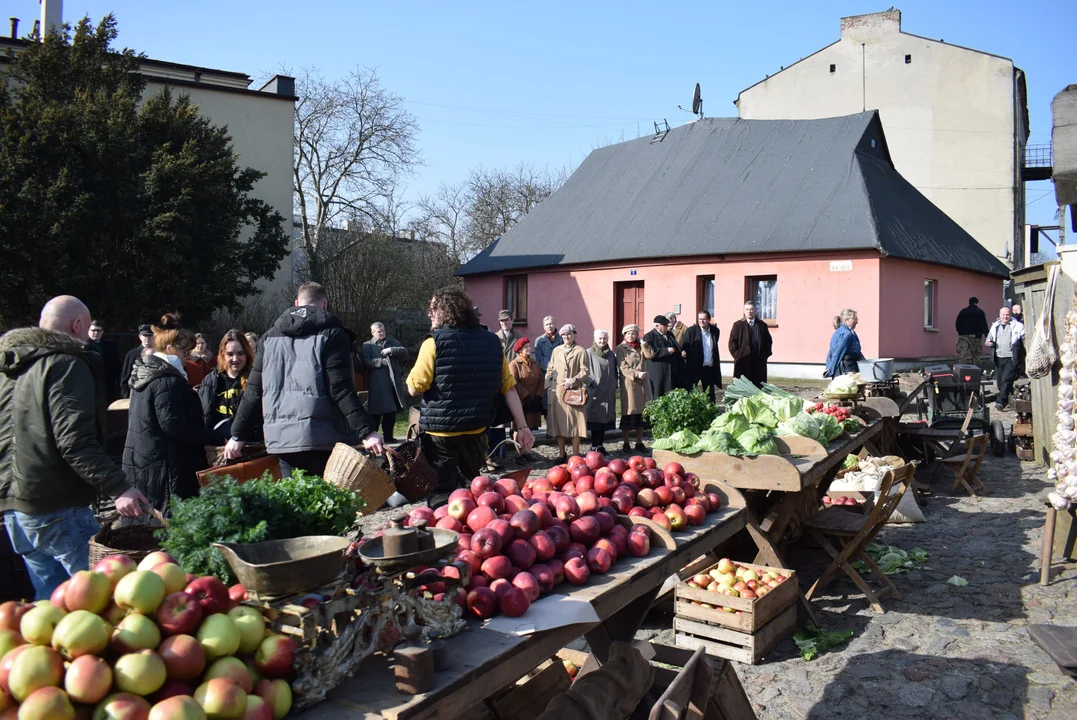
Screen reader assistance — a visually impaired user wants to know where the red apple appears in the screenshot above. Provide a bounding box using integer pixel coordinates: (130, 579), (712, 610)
(503, 495), (529, 514)
(569, 464), (592, 484)
(560, 547), (585, 564)
(607, 458), (628, 476)
(564, 557), (591, 585)
(706, 493), (722, 512)
(157, 634), (206, 682)
(587, 547), (613, 574)
(466, 505), (498, 532)
(593, 538), (619, 563)
(663, 461), (685, 477)
(466, 588), (497, 619)
(528, 531), (556, 561)
(510, 510), (539, 540)
(449, 487), (476, 505)
(156, 592), (203, 637)
(480, 556), (513, 581)
(456, 549), (482, 573)
(621, 468), (642, 487)
(611, 492), (634, 514)
(470, 475), (496, 497)
(547, 559), (565, 584)
(409, 507), (436, 526)
(670, 485), (687, 506)
(628, 455), (646, 473)
(64, 654), (113, 705)
(94, 693), (152, 720)
(494, 478), (520, 498)
(228, 584), (248, 604)
(465, 575), (489, 592)
(529, 502), (554, 529)
(546, 466), (570, 488)
(644, 458), (657, 470)
(137, 551), (177, 572)
(685, 504), (706, 526)
(561, 481), (578, 497)
(529, 565), (555, 594)
(448, 496), (477, 523)
(627, 506), (649, 518)
(511, 572), (540, 603)
(49, 581), (69, 611)
(594, 472), (619, 496)
(584, 450), (606, 472)
(531, 478), (554, 494)
(553, 496), (580, 522)
(254, 635), (295, 679)
(683, 472), (700, 488)
(433, 505), (449, 520)
(575, 476), (595, 494)
(654, 486), (673, 506)
(458, 533), (473, 551)
(650, 511), (672, 531)
(0, 602), (33, 633)
(575, 491), (600, 516)
(505, 539), (536, 570)
(569, 517), (600, 545)
(498, 587), (530, 617)
(567, 455), (586, 470)
(194, 678), (247, 718)
(489, 578), (513, 599)
(470, 528), (502, 559)
(436, 516), (463, 532)
(184, 577), (232, 616)
(636, 488), (658, 508)
(17, 686), (74, 718)
(486, 519), (513, 547)
(477, 491), (505, 514)
(641, 469), (663, 489)
(545, 525), (571, 554)
(607, 531), (627, 558)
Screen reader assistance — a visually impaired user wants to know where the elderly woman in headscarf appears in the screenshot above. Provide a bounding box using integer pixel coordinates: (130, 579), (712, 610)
(615, 324), (651, 453)
(585, 329), (617, 456)
(825, 308), (864, 378)
(545, 324), (591, 462)
(509, 337), (543, 462)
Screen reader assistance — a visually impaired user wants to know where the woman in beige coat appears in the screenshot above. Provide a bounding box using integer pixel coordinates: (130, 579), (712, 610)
(545, 324), (591, 462)
(615, 324), (652, 452)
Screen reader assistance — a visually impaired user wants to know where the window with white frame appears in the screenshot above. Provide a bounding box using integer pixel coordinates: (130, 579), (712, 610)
(748, 275), (778, 322)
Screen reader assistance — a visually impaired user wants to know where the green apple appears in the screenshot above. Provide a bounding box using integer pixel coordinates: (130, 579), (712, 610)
(204, 656), (253, 693)
(20, 604), (67, 646)
(196, 615), (240, 660)
(193, 677), (246, 718)
(51, 610), (111, 660)
(113, 649), (167, 696)
(114, 572), (166, 616)
(110, 613), (161, 654)
(7, 644), (64, 702)
(148, 694), (206, 720)
(255, 678), (291, 720)
(226, 607), (265, 656)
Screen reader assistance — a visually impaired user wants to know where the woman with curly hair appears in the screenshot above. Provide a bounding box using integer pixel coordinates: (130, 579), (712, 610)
(123, 314), (215, 512)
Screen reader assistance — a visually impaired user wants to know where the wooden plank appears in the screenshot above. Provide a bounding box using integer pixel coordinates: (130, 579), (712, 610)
(774, 436), (827, 456)
(675, 605), (795, 666)
(1012, 423), (1034, 437)
(675, 632), (753, 666)
(653, 450), (803, 492)
(488, 660), (569, 720)
(1028, 624), (1077, 670)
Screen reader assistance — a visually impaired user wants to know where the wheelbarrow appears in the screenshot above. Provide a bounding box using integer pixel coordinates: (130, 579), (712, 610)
(213, 536), (351, 598)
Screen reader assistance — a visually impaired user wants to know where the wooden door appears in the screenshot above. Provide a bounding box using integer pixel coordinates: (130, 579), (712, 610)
(616, 281), (645, 341)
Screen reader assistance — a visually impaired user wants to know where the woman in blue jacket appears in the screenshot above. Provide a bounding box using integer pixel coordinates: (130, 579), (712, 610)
(825, 309), (864, 378)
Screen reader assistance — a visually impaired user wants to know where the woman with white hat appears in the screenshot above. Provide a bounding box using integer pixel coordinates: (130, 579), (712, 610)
(615, 324), (651, 452)
(544, 324), (591, 462)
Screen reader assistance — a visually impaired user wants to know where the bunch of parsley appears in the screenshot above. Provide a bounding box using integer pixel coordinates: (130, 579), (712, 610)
(159, 470), (364, 583)
(642, 389), (720, 439)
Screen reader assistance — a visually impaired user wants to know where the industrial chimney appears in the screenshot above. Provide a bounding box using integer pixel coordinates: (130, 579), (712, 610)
(9, 18), (18, 39)
(40, 0), (62, 37)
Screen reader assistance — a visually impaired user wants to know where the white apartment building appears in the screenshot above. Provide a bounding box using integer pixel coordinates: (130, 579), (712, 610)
(735, 9), (1029, 269)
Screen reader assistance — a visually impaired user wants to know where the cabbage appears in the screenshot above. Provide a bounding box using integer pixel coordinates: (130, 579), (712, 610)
(768, 396), (806, 423)
(815, 412), (844, 442)
(732, 396), (779, 429)
(691, 430), (746, 456)
(711, 412), (750, 437)
(737, 425), (780, 455)
(826, 374), (859, 395)
(651, 429), (701, 453)
(776, 412), (826, 443)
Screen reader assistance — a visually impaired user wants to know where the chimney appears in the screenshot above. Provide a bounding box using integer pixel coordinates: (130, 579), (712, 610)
(9, 18), (18, 39)
(40, 0), (63, 38)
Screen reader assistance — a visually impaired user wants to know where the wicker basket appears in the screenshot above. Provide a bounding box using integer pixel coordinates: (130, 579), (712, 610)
(324, 443), (396, 515)
(386, 438), (438, 503)
(88, 509), (168, 567)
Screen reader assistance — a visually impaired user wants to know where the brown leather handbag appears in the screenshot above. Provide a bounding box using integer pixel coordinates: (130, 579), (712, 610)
(197, 453), (282, 488)
(562, 386), (589, 407)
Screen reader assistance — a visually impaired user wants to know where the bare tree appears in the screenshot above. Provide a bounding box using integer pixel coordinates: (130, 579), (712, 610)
(292, 66), (420, 282)
(413, 181), (473, 264)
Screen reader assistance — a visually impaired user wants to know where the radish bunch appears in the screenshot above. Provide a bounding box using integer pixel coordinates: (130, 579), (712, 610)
(1049, 299), (1077, 511)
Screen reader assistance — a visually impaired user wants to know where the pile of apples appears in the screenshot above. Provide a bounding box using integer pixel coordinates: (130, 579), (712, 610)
(684, 558), (789, 613)
(535, 453), (721, 532)
(822, 495), (863, 507)
(0, 551), (295, 720)
(409, 472), (659, 621)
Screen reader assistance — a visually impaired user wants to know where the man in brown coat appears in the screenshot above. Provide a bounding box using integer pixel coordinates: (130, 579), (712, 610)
(728, 301), (773, 386)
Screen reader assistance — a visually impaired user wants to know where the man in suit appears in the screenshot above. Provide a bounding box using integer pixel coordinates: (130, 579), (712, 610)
(728, 301), (773, 386)
(680, 311), (723, 402)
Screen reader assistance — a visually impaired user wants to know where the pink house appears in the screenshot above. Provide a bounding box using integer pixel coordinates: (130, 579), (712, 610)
(460, 113), (1008, 377)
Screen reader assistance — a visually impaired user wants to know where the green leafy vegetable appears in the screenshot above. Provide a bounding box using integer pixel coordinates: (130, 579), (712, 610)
(732, 396), (779, 429)
(814, 412), (844, 442)
(643, 389), (719, 439)
(768, 396), (807, 423)
(776, 412), (826, 444)
(826, 374), (859, 395)
(693, 430), (745, 456)
(160, 471), (364, 582)
(736, 425), (779, 455)
(651, 429), (701, 453)
(851, 543), (929, 576)
(711, 412), (750, 437)
(794, 625), (855, 661)
(841, 418), (862, 433)
(841, 454), (860, 470)
(947, 575), (969, 587)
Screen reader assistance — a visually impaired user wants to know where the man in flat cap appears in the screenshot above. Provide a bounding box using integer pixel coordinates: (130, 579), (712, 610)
(496, 310), (524, 362)
(642, 315), (681, 400)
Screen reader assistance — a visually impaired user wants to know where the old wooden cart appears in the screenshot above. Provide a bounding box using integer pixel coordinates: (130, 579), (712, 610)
(296, 480), (750, 719)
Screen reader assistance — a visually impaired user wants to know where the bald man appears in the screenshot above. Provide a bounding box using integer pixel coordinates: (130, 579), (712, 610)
(986, 306), (1026, 410)
(1, 295), (149, 599)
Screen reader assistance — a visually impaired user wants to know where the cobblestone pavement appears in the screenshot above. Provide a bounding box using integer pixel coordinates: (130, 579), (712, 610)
(363, 386), (1077, 719)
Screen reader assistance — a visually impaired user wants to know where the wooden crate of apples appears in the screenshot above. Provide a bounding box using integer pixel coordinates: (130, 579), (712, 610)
(0, 550), (295, 719)
(405, 466), (677, 622)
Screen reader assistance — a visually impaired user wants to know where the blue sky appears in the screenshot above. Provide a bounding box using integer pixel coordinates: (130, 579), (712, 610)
(11, 1), (1075, 235)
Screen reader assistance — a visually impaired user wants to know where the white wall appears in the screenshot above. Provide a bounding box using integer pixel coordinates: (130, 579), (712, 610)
(144, 80), (296, 296)
(736, 9), (1023, 268)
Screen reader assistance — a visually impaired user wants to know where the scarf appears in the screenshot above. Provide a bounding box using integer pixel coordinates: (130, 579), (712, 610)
(591, 343), (610, 359)
(627, 340), (640, 350)
(154, 351), (188, 379)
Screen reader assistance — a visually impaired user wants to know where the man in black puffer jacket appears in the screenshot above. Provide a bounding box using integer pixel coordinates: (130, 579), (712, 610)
(227, 282), (385, 476)
(1, 296), (150, 600)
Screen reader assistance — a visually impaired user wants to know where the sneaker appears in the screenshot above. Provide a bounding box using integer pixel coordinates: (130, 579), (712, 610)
(387, 492), (408, 508)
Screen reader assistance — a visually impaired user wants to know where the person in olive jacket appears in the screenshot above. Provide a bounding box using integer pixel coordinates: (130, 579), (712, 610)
(123, 314), (217, 513)
(1, 296), (150, 599)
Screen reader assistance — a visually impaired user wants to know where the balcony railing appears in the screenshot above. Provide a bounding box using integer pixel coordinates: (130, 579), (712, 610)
(1024, 144), (1053, 168)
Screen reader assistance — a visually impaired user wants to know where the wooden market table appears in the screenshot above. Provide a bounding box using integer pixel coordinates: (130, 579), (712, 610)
(655, 421), (888, 623)
(297, 482), (750, 720)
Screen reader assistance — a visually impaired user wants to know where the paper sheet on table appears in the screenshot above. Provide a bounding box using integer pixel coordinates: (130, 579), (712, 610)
(483, 593), (600, 636)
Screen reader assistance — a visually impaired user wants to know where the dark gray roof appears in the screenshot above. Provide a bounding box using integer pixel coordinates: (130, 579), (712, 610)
(458, 112), (1008, 279)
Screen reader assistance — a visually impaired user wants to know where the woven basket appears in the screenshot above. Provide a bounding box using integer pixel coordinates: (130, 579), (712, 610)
(88, 508), (168, 567)
(324, 443), (396, 515)
(386, 438), (438, 503)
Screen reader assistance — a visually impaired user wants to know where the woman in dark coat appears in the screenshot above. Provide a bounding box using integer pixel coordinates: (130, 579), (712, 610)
(585, 329), (617, 455)
(198, 329), (256, 443)
(123, 314), (216, 513)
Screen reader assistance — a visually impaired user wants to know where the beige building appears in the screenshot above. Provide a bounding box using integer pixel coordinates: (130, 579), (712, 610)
(735, 8), (1029, 269)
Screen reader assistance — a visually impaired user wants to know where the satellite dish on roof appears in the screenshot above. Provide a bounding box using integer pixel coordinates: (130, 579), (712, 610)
(692, 83), (703, 117)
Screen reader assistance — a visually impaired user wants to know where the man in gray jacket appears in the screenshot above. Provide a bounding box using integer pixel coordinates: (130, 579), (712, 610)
(0, 296), (149, 599)
(227, 282), (384, 476)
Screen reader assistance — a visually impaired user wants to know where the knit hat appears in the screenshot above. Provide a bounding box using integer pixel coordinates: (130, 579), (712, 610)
(559, 324), (576, 335)
(622, 323), (640, 335)
(513, 337), (529, 353)
(654, 315), (669, 326)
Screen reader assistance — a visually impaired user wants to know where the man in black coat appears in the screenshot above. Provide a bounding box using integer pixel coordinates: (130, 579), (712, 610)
(642, 316), (680, 400)
(120, 325), (155, 399)
(226, 282), (385, 477)
(680, 311), (723, 402)
(87, 320), (122, 402)
(728, 301), (773, 386)
(955, 297), (989, 366)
